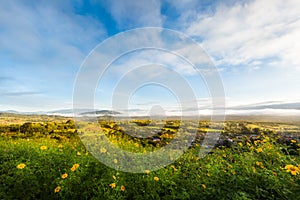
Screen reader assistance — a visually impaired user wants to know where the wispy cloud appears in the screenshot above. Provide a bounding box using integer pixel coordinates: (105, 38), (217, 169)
(0, 1), (107, 111)
(183, 0), (300, 70)
(102, 0), (162, 29)
(0, 76), (15, 83)
(2, 91), (43, 97)
(0, 1), (106, 65)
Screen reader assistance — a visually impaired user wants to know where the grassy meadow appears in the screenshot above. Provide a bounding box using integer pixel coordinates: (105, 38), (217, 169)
(1, 114), (300, 199)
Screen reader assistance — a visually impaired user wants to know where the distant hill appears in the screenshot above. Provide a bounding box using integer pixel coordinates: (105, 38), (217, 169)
(80, 110), (121, 115)
(232, 102), (300, 110)
(0, 109), (121, 117)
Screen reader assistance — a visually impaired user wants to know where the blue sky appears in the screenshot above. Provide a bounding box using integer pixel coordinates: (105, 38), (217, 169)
(0, 0), (300, 113)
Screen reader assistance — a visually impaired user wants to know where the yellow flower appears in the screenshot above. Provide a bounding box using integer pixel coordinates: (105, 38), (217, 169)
(17, 163), (26, 169)
(113, 159), (118, 164)
(145, 170), (151, 174)
(231, 171), (236, 175)
(121, 185), (125, 192)
(256, 161), (262, 166)
(291, 140), (297, 143)
(284, 164), (299, 175)
(154, 176), (159, 181)
(100, 147), (107, 153)
(40, 146), (47, 150)
(61, 173), (68, 179)
(109, 183), (116, 188)
(54, 185), (61, 193)
(256, 148), (263, 153)
(238, 142), (243, 147)
(202, 184), (206, 189)
(77, 152), (81, 156)
(171, 165), (177, 171)
(113, 175), (116, 180)
(255, 161), (264, 168)
(246, 142), (251, 146)
(297, 144), (300, 147)
(262, 137), (269, 143)
(58, 144), (63, 148)
(71, 164), (79, 172)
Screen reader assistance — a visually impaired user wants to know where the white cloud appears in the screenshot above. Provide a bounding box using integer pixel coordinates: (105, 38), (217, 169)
(0, 1), (106, 66)
(184, 0), (300, 70)
(103, 0), (162, 29)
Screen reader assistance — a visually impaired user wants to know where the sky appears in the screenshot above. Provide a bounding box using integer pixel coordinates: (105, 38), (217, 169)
(0, 0), (300, 114)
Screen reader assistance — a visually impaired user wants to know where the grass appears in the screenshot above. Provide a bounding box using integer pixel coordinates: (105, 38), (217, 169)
(1, 118), (300, 199)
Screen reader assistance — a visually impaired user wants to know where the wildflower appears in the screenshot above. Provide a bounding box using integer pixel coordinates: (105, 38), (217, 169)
(222, 154), (227, 158)
(17, 163), (26, 169)
(291, 140), (297, 143)
(246, 142), (251, 146)
(262, 137), (269, 143)
(256, 148), (263, 153)
(109, 183), (116, 188)
(113, 159), (118, 164)
(284, 165), (299, 175)
(256, 161), (262, 166)
(71, 164), (79, 172)
(61, 173), (68, 179)
(145, 170), (150, 174)
(298, 144), (300, 147)
(202, 184), (206, 189)
(171, 165), (177, 171)
(54, 186), (61, 193)
(256, 161), (264, 168)
(113, 175), (116, 180)
(238, 142), (243, 147)
(100, 147), (107, 153)
(154, 176), (159, 181)
(58, 144), (63, 148)
(77, 152), (81, 156)
(40, 146), (47, 150)
(121, 185), (125, 192)
(254, 140), (260, 145)
(231, 171), (236, 175)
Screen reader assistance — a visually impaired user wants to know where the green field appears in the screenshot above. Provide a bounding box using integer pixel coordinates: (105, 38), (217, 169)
(1, 114), (300, 199)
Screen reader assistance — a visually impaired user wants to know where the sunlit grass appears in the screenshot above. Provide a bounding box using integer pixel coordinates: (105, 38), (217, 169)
(1, 119), (300, 199)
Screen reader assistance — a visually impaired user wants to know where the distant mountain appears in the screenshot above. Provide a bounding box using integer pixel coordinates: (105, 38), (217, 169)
(2, 110), (19, 114)
(232, 102), (300, 110)
(1, 101), (300, 117)
(0, 109), (121, 117)
(80, 110), (121, 115)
